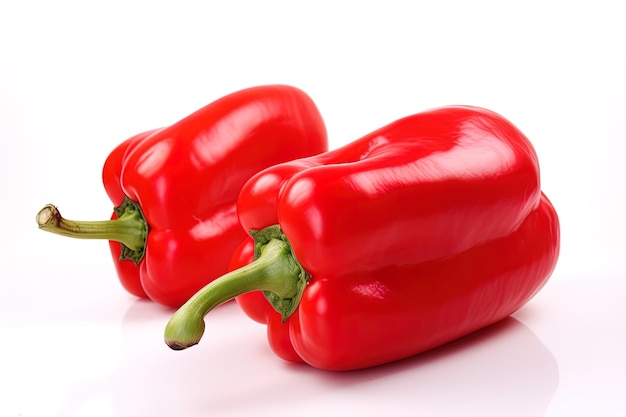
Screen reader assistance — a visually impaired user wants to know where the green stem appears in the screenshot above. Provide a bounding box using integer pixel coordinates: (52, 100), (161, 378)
(164, 225), (308, 350)
(36, 196), (148, 264)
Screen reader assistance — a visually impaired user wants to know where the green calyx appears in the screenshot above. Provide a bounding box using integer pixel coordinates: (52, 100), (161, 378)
(164, 224), (309, 350)
(36, 195), (149, 265)
(251, 225), (310, 322)
(112, 196), (149, 264)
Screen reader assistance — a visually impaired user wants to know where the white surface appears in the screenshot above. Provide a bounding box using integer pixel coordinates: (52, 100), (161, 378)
(1, 1), (625, 416)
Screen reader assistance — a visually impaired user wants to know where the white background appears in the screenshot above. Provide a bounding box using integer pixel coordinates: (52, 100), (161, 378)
(1, 1), (625, 416)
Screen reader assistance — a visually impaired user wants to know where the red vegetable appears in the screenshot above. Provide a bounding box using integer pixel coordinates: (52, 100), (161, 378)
(36, 85), (328, 307)
(164, 106), (560, 370)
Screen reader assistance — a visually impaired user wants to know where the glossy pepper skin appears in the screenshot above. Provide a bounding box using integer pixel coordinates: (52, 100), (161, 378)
(164, 106), (560, 371)
(37, 85), (327, 307)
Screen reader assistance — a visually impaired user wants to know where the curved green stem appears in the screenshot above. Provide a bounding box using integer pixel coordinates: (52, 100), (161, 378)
(36, 196), (148, 264)
(164, 225), (308, 350)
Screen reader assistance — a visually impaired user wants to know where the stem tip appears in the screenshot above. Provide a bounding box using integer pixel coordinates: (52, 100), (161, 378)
(166, 341), (197, 351)
(164, 313), (205, 350)
(36, 204), (59, 227)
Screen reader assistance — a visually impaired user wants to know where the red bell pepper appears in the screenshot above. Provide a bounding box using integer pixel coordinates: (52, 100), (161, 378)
(36, 85), (328, 307)
(163, 106), (560, 370)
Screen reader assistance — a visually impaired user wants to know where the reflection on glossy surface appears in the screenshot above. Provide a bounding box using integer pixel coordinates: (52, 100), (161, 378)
(350, 120), (517, 196)
(134, 138), (175, 178)
(55, 300), (557, 416)
(188, 204), (239, 240)
(189, 102), (268, 168)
